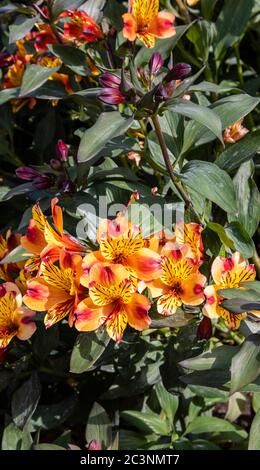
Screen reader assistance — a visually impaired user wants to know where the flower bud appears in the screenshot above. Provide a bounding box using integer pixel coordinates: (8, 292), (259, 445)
(149, 52), (163, 76)
(164, 63), (192, 83)
(16, 166), (40, 181)
(56, 139), (69, 162)
(99, 88), (125, 105)
(34, 174), (52, 190)
(87, 440), (102, 451)
(99, 73), (121, 89)
(197, 316), (212, 340)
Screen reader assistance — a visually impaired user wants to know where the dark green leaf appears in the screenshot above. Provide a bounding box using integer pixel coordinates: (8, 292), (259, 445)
(85, 402), (112, 449)
(215, 0), (255, 61)
(179, 161), (237, 213)
(70, 330), (110, 374)
(184, 416), (247, 438)
(165, 99), (223, 144)
(19, 65), (60, 97)
(155, 383), (179, 425)
(11, 373), (41, 429)
(248, 409), (260, 450)
(48, 44), (89, 76)
(0, 88), (19, 106)
(230, 334), (260, 393)
(0, 245), (30, 264)
(121, 411), (169, 436)
(9, 15), (38, 43)
(77, 112), (134, 164)
(179, 345), (239, 371)
(225, 221), (255, 258)
(2, 422), (32, 450)
(216, 130), (260, 172)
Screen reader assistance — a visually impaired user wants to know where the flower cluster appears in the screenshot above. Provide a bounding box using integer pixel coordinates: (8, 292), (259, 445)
(0, 9), (103, 111)
(0, 197), (258, 350)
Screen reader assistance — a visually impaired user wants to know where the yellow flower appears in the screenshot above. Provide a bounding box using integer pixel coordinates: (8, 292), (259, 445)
(80, 215), (162, 285)
(203, 252), (257, 329)
(0, 282), (36, 349)
(75, 263), (151, 342)
(23, 255), (84, 328)
(148, 249), (206, 316)
(122, 0), (176, 48)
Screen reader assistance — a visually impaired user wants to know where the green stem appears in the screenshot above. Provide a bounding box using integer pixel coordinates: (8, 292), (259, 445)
(151, 115), (203, 223)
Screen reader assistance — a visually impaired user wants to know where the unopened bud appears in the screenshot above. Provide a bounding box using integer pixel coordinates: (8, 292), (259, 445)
(164, 63), (192, 83)
(56, 139), (69, 162)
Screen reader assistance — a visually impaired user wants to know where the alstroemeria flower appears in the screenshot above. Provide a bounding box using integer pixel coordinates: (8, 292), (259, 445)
(80, 215), (162, 285)
(0, 282), (36, 348)
(148, 250), (206, 316)
(60, 10), (103, 43)
(223, 119), (249, 144)
(75, 263), (151, 342)
(23, 255), (84, 328)
(203, 252), (257, 329)
(122, 0), (176, 48)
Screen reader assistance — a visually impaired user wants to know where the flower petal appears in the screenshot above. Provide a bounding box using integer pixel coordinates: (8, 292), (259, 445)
(180, 272), (206, 306)
(44, 298), (75, 328)
(157, 292), (182, 316)
(148, 11), (175, 39)
(122, 13), (137, 42)
(16, 307), (37, 340)
(126, 247), (162, 281)
(106, 309), (128, 342)
(124, 293), (151, 330)
(75, 297), (112, 331)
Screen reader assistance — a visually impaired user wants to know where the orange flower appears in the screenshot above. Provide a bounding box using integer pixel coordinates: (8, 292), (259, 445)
(122, 0), (175, 48)
(145, 223), (204, 265)
(148, 249), (206, 316)
(80, 215), (162, 285)
(0, 282), (36, 348)
(75, 263), (151, 342)
(60, 10), (103, 43)
(203, 252), (257, 329)
(223, 119), (249, 144)
(23, 255), (84, 328)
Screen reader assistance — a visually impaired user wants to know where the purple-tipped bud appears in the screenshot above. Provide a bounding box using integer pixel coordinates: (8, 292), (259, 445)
(149, 52), (163, 76)
(34, 174), (52, 190)
(99, 73), (121, 89)
(99, 88), (125, 105)
(56, 139), (68, 162)
(50, 158), (62, 170)
(164, 63), (192, 83)
(61, 179), (76, 193)
(16, 166), (40, 181)
(87, 440), (102, 451)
